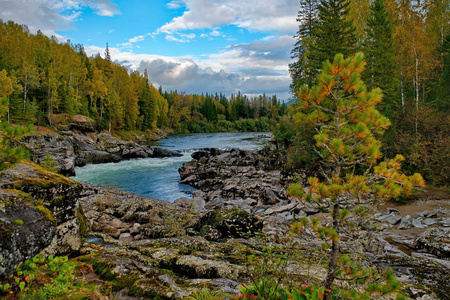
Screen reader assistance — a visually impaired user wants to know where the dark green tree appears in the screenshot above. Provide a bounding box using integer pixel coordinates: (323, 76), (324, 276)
(310, 0), (358, 70)
(289, 0), (320, 92)
(363, 0), (399, 118)
(0, 98), (30, 170)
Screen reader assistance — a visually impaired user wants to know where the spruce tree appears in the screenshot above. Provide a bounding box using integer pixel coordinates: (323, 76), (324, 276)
(288, 53), (424, 299)
(289, 0), (320, 92)
(363, 0), (399, 118)
(310, 0), (358, 70)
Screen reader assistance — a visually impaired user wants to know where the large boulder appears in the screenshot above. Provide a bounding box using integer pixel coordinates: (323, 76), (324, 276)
(0, 163), (85, 277)
(19, 133), (76, 176)
(68, 114), (99, 132)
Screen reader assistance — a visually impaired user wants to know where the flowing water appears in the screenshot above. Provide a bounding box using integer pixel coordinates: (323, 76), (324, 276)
(72, 132), (270, 202)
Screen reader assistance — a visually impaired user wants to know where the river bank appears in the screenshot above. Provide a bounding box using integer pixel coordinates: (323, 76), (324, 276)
(1, 126), (449, 299)
(17, 115), (182, 177)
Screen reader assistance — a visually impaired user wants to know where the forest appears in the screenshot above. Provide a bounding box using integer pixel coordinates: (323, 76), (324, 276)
(0, 20), (286, 134)
(0, 0), (448, 186)
(285, 0), (449, 186)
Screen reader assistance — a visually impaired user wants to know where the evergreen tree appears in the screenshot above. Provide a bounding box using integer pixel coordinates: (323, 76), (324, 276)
(310, 0), (358, 70)
(363, 0), (399, 118)
(289, 0), (320, 92)
(288, 53), (424, 299)
(0, 98), (30, 170)
(104, 43), (111, 62)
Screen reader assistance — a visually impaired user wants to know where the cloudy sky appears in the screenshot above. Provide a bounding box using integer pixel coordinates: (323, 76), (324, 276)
(0, 0), (299, 100)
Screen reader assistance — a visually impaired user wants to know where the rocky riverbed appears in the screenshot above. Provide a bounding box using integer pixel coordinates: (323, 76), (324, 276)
(178, 147), (450, 299)
(1, 144), (449, 299)
(17, 115), (181, 176)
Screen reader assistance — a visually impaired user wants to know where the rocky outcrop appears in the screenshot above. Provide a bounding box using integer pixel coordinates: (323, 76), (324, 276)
(19, 121), (181, 176)
(0, 163), (85, 277)
(179, 148), (289, 214)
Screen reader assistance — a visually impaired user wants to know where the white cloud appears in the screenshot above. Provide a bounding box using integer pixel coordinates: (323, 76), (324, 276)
(0, 0), (120, 36)
(84, 35), (294, 100)
(165, 35), (190, 43)
(158, 0), (298, 34)
(166, 0), (185, 9)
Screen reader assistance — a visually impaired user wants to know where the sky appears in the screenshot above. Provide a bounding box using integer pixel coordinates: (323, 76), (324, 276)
(0, 0), (299, 100)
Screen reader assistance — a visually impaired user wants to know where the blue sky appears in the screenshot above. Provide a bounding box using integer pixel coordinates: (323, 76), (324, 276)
(0, 0), (299, 100)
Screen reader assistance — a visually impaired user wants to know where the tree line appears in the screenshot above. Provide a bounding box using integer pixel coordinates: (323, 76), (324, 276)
(0, 20), (286, 134)
(287, 0), (449, 186)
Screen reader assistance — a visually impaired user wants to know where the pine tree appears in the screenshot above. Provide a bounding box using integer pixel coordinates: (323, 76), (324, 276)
(0, 98), (30, 170)
(288, 53), (424, 299)
(363, 0), (399, 118)
(310, 0), (358, 70)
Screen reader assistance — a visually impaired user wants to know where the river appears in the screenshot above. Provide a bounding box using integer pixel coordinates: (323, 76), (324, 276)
(72, 132), (271, 202)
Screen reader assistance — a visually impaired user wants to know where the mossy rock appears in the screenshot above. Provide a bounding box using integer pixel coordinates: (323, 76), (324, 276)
(194, 207), (263, 241)
(0, 162), (82, 224)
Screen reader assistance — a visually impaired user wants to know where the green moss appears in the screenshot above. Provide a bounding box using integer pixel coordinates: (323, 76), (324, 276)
(76, 254), (117, 281)
(34, 205), (56, 226)
(76, 205), (88, 237)
(129, 279), (173, 299)
(11, 162), (79, 190)
(12, 219), (24, 226)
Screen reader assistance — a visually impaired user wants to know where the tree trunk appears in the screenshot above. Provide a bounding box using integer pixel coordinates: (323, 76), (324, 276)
(324, 203), (340, 300)
(414, 48), (419, 138)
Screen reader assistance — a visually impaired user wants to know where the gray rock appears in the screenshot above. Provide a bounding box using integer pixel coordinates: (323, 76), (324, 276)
(439, 217), (450, 227)
(129, 223), (142, 235)
(385, 214), (402, 225)
(110, 218), (126, 229)
(423, 218), (439, 226)
(398, 215), (412, 230)
(412, 218), (425, 228)
(265, 201), (297, 215)
(178, 148), (288, 214)
(119, 233), (134, 241)
(19, 133), (76, 176)
(411, 227), (450, 258)
(0, 163), (84, 277)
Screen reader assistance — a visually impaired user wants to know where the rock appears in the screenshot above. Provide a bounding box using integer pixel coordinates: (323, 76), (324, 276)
(175, 255), (243, 279)
(379, 213), (402, 225)
(119, 233), (134, 241)
(265, 201), (297, 215)
(19, 133), (76, 176)
(178, 148), (288, 213)
(0, 163), (85, 277)
(194, 207), (262, 241)
(152, 147), (182, 158)
(439, 217), (450, 227)
(412, 218), (425, 228)
(398, 215), (412, 230)
(129, 223), (142, 235)
(411, 228), (450, 258)
(69, 115), (99, 132)
(386, 254), (450, 299)
(110, 218), (126, 229)
(17, 125), (177, 176)
(174, 197), (205, 211)
(387, 208), (400, 214)
(423, 218), (438, 226)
